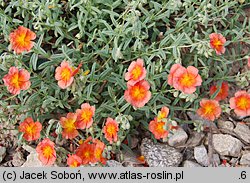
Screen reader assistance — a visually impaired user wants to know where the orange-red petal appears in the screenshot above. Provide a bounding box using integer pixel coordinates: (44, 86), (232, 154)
(124, 80), (151, 108)
(3, 67), (31, 95)
(76, 103), (95, 129)
(55, 61), (74, 89)
(9, 26), (36, 54)
(172, 66), (202, 94)
(60, 113), (78, 139)
(19, 117), (42, 141)
(67, 154), (82, 167)
(149, 118), (168, 140)
(209, 82), (229, 101)
(36, 138), (56, 165)
(209, 33), (226, 55)
(229, 91), (250, 117)
(125, 58), (147, 85)
(102, 117), (119, 144)
(197, 99), (221, 121)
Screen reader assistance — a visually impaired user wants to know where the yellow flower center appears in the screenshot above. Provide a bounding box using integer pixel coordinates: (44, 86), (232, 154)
(26, 124), (35, 135)
(64, 119), (76, 132)
(81, 109), (92, 122)
(179, 73), (195, 87)
(158, 111), (166, 120)
(43, 146), (53, 158)
(95, 148), (102, 159)
(16, 33), (28, 47)
(79, 139), (84, 145)
(107, 125), (116, 135)
(131, 66), (142, 80)
(156, 122), (165, 133)
(237, 97), (250, 110)
(83, 70), (90, 76)
(218, 88), (223, 95)
(61, 68), (71, 81)
(213, 39), (223, 48)
(84, 151), (90, 158)
(11, 73), (20, 88)
(71, 161), (78, 167)
(131, 86), (146, 100)
(204, 104), (214, 115)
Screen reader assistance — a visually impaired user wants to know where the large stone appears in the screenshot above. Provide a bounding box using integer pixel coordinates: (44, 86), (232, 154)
(185, 131), (204, 147)
(183, 148), (194, 160)
(213, 134), (243, 157)
(168, 128), (188, 147)
(106, 160), (123, 167)
(12, 151), (25, 167)
(233, 123), (250, 143)
(194, 145), (209, 166)
(240, 151), (250, 165)
(183, 160), (202, 167)
(217, 120), (234, 131)
(140, 138), (183, 167)
(0, 146), (6, 163)
(21, 152), (43, 167)
(213, 154), (221, 166)
(21, 145), (56, 167)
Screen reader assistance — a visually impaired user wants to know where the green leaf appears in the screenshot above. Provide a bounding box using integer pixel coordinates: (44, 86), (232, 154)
(30, 53), (38, 70)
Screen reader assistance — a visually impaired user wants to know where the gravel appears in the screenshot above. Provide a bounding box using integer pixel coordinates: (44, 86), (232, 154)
(240, 151), (250, 166)
(213, 134), (243, 157)
(194, 145), (209, 166)
(168, 128), (188, 147)
(217, 120), (234, 131)
(183, 160), (202, 167)
(233, 123), (250, 143)
(140, 138), (183, 167)
(0, 146), (6, 163)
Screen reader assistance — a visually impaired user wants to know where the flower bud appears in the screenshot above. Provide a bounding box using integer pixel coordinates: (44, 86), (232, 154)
(89, 127), (93, 133)
(116, 140), (121, 146)
(207, 3), (212, 8)
(107, 146), (112, 151)
(125, 122), (130, 130)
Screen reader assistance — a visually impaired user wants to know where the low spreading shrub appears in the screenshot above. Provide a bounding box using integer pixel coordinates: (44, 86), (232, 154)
(0, 0), (250, 166)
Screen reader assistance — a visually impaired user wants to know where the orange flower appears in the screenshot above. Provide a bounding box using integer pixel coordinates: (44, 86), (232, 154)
(79, 139), (84, 145)
(93, 139), (106, 164)
(172, 66), (202, 94)
(77, 137), (106, 164)
(67, 154), (82, 167)
(124, 80), (151, 108)
(76, 103), (95, 129)
(137, 155), (146, 164)
(167, 64), (183, 86)
(209, 82), (229, 101)
(125, 58), (147, 85)
(102, 117), (119, 144)
(60, 113), (78, 139)
(209, 33), (226, 55)
(3, 67), (31, 95)
(229, 91), (250, 117)
(55, 61), (82, 89)
(157, 106), (169, 121)
(197, 99), (222, 121)
(9, 26), (36, 54)
(248, 58), (250, 68)
(76, 141), (96, 165)
(18, 117), (42, 141)
(149, 118), (168, 140)
(36, 138), (56, 165)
